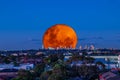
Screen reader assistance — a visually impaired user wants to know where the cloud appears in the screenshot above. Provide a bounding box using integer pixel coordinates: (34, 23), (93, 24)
(92, 37), (104, 40)
(78, 38), (87, 41)
(78, 36), (104, 41)
(30, 39), (41, 42)
(27, 38), (42, 45)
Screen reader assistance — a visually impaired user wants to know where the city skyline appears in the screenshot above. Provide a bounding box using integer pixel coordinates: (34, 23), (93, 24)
(0, 0), (120, 50)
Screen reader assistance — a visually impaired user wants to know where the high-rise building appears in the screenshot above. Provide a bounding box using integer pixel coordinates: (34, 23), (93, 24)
(90, 45), (95, 50)
(42, 44), (44, 49)
(79, 45), (82, 50)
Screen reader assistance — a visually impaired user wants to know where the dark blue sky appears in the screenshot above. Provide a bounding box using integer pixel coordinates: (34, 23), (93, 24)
(0, 0), (120, 50)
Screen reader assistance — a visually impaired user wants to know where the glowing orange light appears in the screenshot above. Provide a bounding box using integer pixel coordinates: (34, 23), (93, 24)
(43, 24), (78, 49)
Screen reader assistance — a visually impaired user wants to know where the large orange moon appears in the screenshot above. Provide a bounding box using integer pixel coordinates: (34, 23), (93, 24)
(43, 24), (78, 49)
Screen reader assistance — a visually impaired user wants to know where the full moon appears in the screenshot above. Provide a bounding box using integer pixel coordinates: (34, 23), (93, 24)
(43, 24), (78, 49)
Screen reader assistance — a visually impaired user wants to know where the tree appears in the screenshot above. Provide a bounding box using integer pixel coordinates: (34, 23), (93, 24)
(43, 57), (51, 64)
(84, 57), (95, 63)
(96, 61), (106, 71)
(40, 71), (52, 80)
(50, 63), (67, 80)
(49, 54), (58, 63)
(13, 61), (20, 66)
(71, 55), (83, 62)
(3, 57), (11, 64)
(58, 53), (64, 61)
(10, 55), (17, 61)
(48, 73), (64, 80)
(13, 69), (34, 80)
(34, 63), (45, 77)
(12, 78), (21, 80)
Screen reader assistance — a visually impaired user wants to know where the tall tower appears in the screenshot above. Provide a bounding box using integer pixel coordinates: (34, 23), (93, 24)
(42, 44), (44, 49)
(79, 45), (82, 50)
(90, 45), (95, 50)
